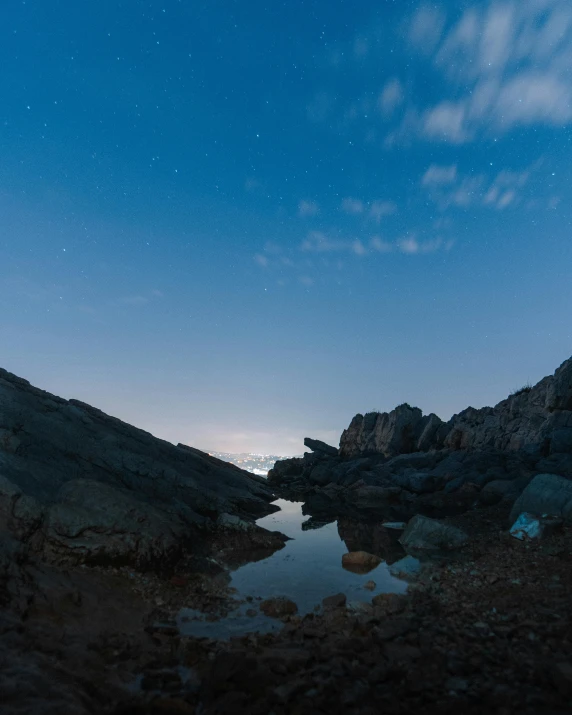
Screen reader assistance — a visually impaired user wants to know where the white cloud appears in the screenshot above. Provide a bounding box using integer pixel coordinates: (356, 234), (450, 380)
(352, 239), (367, 256)
(254, 254), (269, 267)
(497, 190), (516, 208)
(341, 197), (364, 214)
(369, 200), (397, 223)
(397, 236), (444, 254)
(298, 199), (319, 217)
(378, 78), (404, 116)
(495, 72), (572, 126)
(409, 5), (446, 53)
(425, 164), (532, 210)
(370, 236), (393, 253)
(301, 231), (346, 252)
(422, 102), (469, 143)
(479, 4), (515, 75)
(421, 164), (457, 186)
(406, 1), (572, 143)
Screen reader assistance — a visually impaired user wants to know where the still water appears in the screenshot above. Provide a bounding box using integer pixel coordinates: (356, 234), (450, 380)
(178, 499), (407, 639)
(230, 499), (407, 613)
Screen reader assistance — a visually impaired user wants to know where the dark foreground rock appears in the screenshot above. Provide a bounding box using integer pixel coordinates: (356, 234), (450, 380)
(0, 367), (288, 714)
(0, 367), (283, 570)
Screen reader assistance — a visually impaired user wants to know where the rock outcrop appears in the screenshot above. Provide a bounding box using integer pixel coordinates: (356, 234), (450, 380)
(340, 356), (572, 459)
(0, 368), (284, 570)
(268, 356), (572, 519)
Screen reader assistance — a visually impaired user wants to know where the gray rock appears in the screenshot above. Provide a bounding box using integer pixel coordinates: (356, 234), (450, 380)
(216, 513), (253, 531)
(550, 429), (572, 454)
(536, 454), (572, 478)
(392, 470), (440, 494)
(545, 356), (572, 411)
(340, 405), (442, 458)
(479, 479), (522, 506)
(260, 596), (298, 618)
(303, 437), (338, 456)
(267, 457), (304, 485)
(44, 479), (194, 567)
(308, 462), (334, 486)
(399, 515), (469, 552)
(384, 451), (444, 473)
(322, 592), (347, 609)
(354, 485), (401, 509)
(510, 473), (572, 522)
(389, 555), (422, 580)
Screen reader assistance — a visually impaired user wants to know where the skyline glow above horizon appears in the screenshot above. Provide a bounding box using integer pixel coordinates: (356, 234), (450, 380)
(1, 0), (571, 455)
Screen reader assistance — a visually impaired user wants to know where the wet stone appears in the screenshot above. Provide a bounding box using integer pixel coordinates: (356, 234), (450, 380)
(322, 592), (347, 609)
(260, 596), (298, 618)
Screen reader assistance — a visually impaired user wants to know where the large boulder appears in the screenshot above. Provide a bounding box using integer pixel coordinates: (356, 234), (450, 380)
(340, 405), (444, 458)
(266, 457), (304, 485)
(399, 515), (469, 552)
(510, 473), (572, 522)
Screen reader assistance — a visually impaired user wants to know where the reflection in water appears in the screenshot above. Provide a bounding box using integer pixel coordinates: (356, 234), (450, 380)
(178, 499), (409, 639)
(229, 499), (407, 615)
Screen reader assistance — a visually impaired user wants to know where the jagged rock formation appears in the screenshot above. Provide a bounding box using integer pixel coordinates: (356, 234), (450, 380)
(303, 437), (338, 456)
(0, 368), (284, 570)
(340, 356), (572, 458)
(268, 355), (572, 519)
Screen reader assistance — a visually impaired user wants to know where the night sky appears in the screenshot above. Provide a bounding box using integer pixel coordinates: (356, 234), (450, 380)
(1, 0), (571, 455)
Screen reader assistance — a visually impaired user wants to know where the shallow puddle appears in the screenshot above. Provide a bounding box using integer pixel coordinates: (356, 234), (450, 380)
(178, 499), (408, 639)
(230, 500), (407, 613)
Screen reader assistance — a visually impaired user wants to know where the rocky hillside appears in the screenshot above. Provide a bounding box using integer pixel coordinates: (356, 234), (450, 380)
(268, 355), (572, 522)
(0, 367), (283, 571)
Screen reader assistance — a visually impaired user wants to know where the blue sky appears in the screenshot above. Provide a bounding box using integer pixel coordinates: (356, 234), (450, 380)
(1, 0), (571, 454)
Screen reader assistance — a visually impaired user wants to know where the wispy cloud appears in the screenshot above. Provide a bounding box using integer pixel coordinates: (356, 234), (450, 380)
(369, 200), (397, 223)
(421, 164), (457, 187)
(341, 197), (397, 222)
(370, 236), (393, 253)
(301, 231), (347, 253)
(420, 1), (572, 142)
(408, 4), (446, 54)
(422, 163), (533, 210)
(378, 78), (404, 116)
(341, 197), (364, 215)
(298, 199), (319, 217)
(397, 235), (450, 255)
(299, 230), (451, 258)
(254, 254), (269, 268)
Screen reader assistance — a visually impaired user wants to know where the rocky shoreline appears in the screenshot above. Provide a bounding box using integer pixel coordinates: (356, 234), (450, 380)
(1, 357), (572, 713)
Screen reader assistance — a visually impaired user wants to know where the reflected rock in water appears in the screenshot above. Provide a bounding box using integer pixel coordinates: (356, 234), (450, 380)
(341, 550), (382, 574)
(301, 516), (335, 531)
(208, 525), (290, 571)
(337, 518), (405, 566)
